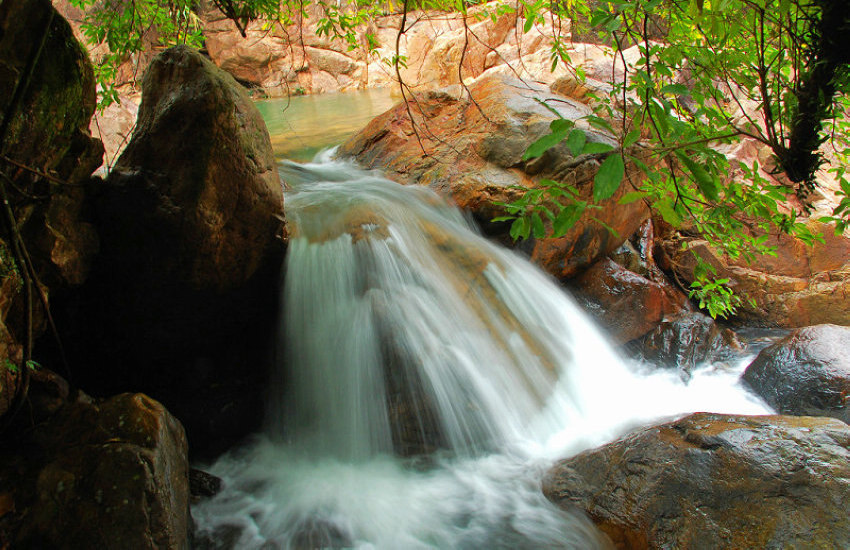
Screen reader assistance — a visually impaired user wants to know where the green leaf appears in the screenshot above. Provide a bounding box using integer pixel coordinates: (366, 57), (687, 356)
(530, 213), (545, 238)
(618, 191), (648, 205)
(553, 203), (586, 236)
(565, 129), (587, 156)
(675, 150), (720, 201)
(661, 83), (689, 95)
(581, 142), (615, 155)
(523, 131), (567, 160)
(593, 155), (625, 202)
(655, 199), (683, 227)
(623, 129), (642, 148)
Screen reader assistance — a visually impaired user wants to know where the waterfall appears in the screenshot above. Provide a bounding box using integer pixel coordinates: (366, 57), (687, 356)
(193, 150), (769, 549)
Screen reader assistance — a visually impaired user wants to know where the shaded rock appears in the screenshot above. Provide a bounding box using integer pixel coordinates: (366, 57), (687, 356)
(1, 390), (190, 549)
(340, 74), (649, 279)
(636, 312), (742, 375)
(742, 324), (850, 424)
(570, 258), (690, 344)
(50, 45), (285, 457)
(189, 468), (223, 501)
(544, 412), (850, 549)
(0, 0), (102, 419)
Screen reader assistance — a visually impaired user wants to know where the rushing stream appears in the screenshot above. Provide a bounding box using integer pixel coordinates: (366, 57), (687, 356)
(193, 148), (770, 549)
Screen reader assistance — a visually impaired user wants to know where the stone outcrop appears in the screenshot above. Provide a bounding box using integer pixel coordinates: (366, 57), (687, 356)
(52, 45), (285, 457)
(201, 1), (567, 97)
(339, 73), (649, 279)
(742, 324), (850, 424)
(544, 413), (850, 549)
(0, 0), (103, 419)
(658, 219), (850, 327)
(1, 381), (190, 549)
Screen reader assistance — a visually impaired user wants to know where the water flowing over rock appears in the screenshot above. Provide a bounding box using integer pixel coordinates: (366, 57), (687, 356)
(0, 0), (102, 419)
(339, 73), (649, 279)
(544, 412), (850, 549)
(54, 45), (285, 457)
(742, 324), (850, 424)
(1, 386), (189, 548)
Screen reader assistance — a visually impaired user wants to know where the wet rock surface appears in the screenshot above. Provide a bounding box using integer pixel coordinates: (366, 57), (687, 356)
(742, 324), (850, 424)
(571, 258), (690, 344)
(544, 412), (850, 549)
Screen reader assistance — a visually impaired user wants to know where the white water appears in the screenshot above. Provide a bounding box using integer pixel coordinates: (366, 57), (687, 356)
(193, 151), (770, 549)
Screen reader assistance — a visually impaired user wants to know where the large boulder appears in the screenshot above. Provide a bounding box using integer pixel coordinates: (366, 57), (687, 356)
(544, 413), (850, 549)
(52, 45), (285, 457)
(1, 383), (190, 549)
(339, 73), (649, 279)
(742, 324), (850, 424)
(0, 0), (102, 418)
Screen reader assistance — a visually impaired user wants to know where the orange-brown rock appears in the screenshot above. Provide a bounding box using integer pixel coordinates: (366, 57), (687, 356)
(544, 413), (850, 549)
(571, 258), (690, 344)
(659, 220), (850, 327)
(340, 74), (649, 279)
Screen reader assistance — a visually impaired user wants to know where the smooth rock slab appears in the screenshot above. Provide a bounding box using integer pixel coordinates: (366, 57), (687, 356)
(544, 412), (850, 549)
(742, 324), (850, 424)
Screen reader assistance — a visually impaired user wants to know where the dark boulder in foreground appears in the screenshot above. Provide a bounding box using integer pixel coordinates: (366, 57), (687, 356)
(742, 324), (850, 424)
(1, 374), (189, 549)
(544, 412), (850, 549)
(52, 45), (285, 457)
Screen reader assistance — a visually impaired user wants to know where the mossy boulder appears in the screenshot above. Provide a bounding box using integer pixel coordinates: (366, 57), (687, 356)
(0, 0), (103, 419)
(544, 413), (850, 549)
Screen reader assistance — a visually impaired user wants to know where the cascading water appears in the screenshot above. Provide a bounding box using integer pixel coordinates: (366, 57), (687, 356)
(193, 150), (770, 549)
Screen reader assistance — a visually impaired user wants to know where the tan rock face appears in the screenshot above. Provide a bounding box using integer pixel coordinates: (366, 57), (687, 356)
(544, 413), (850, 549)
(200, 1), (580, 96)
(339, 73), (649, 279)
(659, 220), (850, 327)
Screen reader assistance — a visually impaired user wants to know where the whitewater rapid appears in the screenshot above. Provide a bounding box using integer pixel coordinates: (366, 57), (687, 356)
(193, 151), (770, 549)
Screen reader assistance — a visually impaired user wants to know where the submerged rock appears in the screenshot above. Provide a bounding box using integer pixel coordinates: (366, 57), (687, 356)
(53, 45), (285, 457)
(544, 412), (850, 549)
(339, 73), (649, 280)
(742, 324), (850, 424)
(1, 389), (190, 548)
